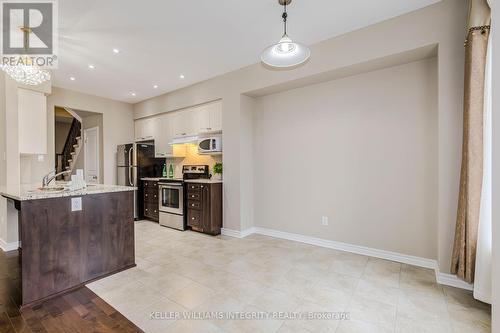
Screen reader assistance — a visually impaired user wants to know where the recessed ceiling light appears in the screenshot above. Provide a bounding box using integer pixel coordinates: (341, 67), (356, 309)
(69, 76), (75, 81)
(153, 85), (158, 89)
(130, 92), (136, 96)
(88, 64), (95, 69)
(112, 48), (120, 54)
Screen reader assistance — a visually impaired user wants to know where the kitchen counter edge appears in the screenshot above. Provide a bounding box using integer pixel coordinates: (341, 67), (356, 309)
(0, 184), (136, 201)
(141, 178), (222, 184)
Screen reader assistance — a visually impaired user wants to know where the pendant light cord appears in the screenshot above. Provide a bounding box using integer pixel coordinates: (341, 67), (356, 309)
(282, 2), (288, 36)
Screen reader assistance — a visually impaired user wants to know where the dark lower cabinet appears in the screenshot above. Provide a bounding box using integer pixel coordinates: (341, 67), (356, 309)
(186, 182), (222, 235)
(17, 191), (135, 308)
(143, 180), (159, 221)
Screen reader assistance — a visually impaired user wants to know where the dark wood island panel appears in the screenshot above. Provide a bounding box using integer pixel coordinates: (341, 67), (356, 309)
(17, 191), (135, 308)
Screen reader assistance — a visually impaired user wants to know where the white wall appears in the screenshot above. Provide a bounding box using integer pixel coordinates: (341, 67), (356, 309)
(253, 59), (438, 259)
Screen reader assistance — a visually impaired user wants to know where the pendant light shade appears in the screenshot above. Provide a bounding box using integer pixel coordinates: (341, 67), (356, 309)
(261, 0), (310, 68)
(261, 35), (310, 68)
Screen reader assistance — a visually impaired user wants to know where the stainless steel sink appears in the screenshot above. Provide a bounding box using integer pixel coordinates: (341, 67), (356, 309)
(37, 187), (67, 193)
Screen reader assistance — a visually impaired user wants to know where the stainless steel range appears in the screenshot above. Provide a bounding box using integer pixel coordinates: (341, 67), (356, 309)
(158, 165), (209, 230)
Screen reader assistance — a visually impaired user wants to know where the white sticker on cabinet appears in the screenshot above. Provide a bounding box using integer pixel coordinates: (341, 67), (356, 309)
(71, 197), (82, 211)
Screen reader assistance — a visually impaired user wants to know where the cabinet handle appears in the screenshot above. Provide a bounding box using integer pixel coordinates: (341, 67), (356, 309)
(201, 185), (204, 188)
(191, 217), (195, 220)
(192, 204), (195, 207)
(145, 194), (148, 197)
(145, 208), (148, 211)
(154, 195), (157, 198)
(191, 195), (195, 198)
(154, 210), (157, 213)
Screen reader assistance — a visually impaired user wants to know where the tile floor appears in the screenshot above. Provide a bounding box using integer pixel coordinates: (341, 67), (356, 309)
(87, 221), (491, 333)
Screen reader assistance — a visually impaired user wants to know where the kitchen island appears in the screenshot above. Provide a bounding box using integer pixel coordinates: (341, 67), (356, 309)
(0, 184), (136, 308)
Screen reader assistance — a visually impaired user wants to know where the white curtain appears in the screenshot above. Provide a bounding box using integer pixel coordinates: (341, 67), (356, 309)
(474, 32), (492, 304)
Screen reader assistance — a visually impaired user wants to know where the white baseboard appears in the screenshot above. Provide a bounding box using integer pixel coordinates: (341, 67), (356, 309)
(221, 227), (256, 238)
(436, 272), (474, 291)
(0, 238), (19, 252)
(221, 228), (246, 238)
(252, 227), (438, 270)
(222, 226), (474, 290)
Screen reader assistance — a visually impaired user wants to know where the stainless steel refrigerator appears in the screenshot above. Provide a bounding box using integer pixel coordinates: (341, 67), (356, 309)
(117, 141), (164, 219)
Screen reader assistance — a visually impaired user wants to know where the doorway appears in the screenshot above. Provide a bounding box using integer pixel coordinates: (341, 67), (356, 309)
(54, 106), (104, 183)
(84, 127), (99, 183)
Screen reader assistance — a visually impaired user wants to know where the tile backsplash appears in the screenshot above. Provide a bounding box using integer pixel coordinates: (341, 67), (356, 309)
(165, 144), (222, 178)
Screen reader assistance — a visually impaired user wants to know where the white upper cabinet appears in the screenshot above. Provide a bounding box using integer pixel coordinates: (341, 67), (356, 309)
(172, 109), (197, 137)
(134, 117), (158, 141)
(134, 120), (143, 141)
(18, 88), (47, 155)
(155, 114), (172, 157)
(194, 101), (222, 134)
(154, 113), (186, 158)
(209, 102), (222, 132)
(134, 100), (222, 151)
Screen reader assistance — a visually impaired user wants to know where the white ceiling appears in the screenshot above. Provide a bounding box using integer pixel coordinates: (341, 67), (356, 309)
(53, 0), (440, 103)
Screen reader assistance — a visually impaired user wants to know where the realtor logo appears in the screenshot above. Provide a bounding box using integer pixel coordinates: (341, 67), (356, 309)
(1, 0), (57, 67)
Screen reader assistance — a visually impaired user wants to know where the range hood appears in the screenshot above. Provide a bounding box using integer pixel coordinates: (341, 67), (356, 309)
(169, 135), (198, 145)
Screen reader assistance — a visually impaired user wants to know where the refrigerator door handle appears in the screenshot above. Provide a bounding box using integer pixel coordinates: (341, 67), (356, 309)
(127, 146), (134, 166)
(128, 167), (133, 186)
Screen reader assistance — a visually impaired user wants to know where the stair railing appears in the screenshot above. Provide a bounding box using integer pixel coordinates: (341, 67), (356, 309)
(61, 118), (81, 178)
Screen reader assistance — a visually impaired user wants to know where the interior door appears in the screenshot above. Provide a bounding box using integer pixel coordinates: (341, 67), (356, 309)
(84, 127), (99, 183)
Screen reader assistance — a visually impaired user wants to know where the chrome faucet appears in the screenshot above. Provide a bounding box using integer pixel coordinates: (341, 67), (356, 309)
(42, 170), (71, 188)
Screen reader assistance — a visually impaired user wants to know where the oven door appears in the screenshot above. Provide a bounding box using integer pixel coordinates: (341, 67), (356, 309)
(159, 183), (184, 215)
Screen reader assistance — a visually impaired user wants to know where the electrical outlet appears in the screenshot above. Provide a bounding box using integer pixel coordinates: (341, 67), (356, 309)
(321, 216), (329, 226)
(71, 197), (82, 212)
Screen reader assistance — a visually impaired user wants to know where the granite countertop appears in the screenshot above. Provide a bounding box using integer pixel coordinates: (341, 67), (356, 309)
(140, 177), (223, 184)
(184, 179), (223, 184)
(0, 183), (136, 201)
(141, 177), (183, 181)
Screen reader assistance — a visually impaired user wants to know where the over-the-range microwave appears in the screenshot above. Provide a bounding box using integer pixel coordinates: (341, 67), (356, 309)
(198, 137), (222, 154)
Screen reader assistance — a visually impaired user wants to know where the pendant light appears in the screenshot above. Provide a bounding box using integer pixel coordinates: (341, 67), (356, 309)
(261, 0), (310, 68)
(0, 27), (50, 85)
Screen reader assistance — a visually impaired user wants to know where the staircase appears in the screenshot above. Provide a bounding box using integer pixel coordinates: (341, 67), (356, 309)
(56, 118), (82, 181)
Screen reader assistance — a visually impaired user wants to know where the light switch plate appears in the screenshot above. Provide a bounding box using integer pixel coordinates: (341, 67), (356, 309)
(37, 155), (44, 162)
(71, 197), (82, 211)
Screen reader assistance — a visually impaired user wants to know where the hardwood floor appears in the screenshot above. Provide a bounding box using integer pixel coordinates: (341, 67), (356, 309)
(0, 249), (143, 333)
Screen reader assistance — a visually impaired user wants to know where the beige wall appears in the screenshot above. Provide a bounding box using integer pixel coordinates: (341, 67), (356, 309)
(134, 0), (467, 273)
(239, 95), (255, 231)
(21, 87), (134, 185)
(134, 0), (466, 272)
(253, 59), (438, 259)
(1, 83), (132, 246)
(74, 113), (104, 183)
